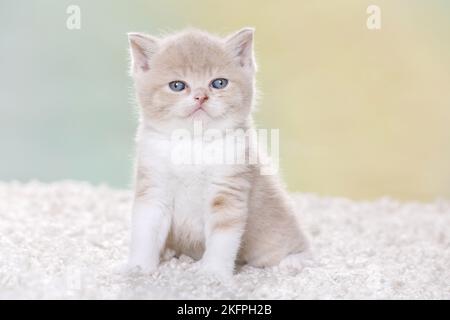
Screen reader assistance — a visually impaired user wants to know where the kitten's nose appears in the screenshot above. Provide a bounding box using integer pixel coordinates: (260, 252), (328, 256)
(194, 94), (209, 105)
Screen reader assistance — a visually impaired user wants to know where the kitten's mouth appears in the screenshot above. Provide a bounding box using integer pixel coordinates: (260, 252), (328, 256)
(187, 106), (208, 118)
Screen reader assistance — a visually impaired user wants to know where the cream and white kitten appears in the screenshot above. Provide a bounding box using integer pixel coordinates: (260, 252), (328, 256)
(126, 28), (310, 279)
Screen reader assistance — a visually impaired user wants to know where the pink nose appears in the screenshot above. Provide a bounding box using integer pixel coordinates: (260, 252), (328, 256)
(194, 94), (208, 105)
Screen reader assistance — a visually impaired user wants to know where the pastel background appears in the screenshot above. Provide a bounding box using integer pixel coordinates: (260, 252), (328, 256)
(1, 0), (449, 201)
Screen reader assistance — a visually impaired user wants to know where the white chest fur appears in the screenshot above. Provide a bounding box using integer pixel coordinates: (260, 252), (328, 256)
(138, 133), (225, 255)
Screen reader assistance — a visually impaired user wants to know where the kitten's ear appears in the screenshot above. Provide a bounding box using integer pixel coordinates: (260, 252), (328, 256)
(128, 32), (159, 74)
(225, 28), (256, 71)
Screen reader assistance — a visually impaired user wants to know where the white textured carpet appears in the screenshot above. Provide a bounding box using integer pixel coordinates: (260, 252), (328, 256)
(0, 181), (449, 299)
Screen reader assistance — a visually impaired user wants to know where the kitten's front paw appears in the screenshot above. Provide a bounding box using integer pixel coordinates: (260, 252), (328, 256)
(194, 259), (233, 282)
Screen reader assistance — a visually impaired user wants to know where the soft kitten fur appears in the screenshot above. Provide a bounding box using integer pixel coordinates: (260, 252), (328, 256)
(126, 28), (309, 279)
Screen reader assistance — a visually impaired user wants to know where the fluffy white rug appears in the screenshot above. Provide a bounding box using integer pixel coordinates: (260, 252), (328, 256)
(0, 181), (448, 299)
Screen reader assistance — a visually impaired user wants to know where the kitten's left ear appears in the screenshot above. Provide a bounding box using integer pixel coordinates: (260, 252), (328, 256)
(128, 32), (159, 75)
(226, 28), (256, 71)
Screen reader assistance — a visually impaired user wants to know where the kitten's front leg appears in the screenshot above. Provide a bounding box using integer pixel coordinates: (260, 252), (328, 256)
(127, 199), (171, 273)
(200, 180), (249, 279)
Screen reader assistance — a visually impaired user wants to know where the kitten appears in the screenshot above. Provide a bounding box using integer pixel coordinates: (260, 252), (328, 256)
(126, 28), (310, 279)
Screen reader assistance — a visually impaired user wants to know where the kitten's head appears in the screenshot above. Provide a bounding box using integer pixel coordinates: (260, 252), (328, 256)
(128, 28), (256, 133)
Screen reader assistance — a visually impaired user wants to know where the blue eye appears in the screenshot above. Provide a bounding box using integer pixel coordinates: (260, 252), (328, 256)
(210, 78), (228, 89)
(169, 81), (186, 92)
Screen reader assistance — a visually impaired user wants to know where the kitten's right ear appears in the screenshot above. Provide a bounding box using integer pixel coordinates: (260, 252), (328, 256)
(225, 28), (256, 71)
(128, 32), (159, 74)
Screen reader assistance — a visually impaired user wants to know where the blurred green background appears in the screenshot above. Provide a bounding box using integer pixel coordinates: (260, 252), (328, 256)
(1, 0), (449, 201)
